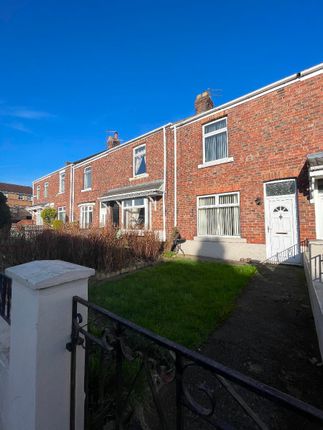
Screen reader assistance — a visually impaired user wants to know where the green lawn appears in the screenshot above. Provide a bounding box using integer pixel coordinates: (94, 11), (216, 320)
(89, 259), (256, 349)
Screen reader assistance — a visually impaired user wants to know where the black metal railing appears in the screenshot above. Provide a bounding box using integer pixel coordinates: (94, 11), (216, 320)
(67, 296), (323, 430)
(263, 239), (309, 265)
(311, 254), (323, 283)
(0, 273), (12, 324)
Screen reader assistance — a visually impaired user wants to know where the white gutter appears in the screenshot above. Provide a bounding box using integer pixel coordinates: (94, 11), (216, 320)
(172, 63), (323, 129)
(162, 126), (167, 241)
(174, 125), (177, 227)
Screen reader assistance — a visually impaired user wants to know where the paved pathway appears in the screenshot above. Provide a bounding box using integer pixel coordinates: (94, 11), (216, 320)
(195, 264), (323, 429)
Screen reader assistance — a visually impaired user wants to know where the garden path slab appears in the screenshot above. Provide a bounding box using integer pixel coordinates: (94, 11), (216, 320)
(192, 264), (323, 429)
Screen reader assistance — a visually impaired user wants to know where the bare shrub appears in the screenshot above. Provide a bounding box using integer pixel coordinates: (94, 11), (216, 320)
(0, 227), (163, 273)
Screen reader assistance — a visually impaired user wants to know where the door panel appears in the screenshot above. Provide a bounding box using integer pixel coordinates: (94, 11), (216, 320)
(268, 199), (294, 256)
(265, 180), (299, 264)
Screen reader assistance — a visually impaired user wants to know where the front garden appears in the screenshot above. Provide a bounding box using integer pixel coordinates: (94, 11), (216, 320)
(90, 259), (256, 349)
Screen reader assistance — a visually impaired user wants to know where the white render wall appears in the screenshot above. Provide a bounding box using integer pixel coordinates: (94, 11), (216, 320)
(181, 237), (267, 262)
(0, 260), (94, 430)
(0, 318), (10, 429)
(304, 241), (323, 360)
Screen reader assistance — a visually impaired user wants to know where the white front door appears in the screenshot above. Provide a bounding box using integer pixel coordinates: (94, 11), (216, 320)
(315, 178), (323, 239)
(264, 180), (300, 264)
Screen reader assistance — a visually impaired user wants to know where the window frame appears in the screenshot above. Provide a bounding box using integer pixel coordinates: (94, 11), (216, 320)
(122, 197), (149, 230)
(83, 166), (92, 191)
(79, 204), (94, 229)
(202, 117), (229, 166)
(36, 185), (40, 200)
(57, 206), (66, 223)
(197, 191), (240, 238)
(59, 170), (66, 194)
(133, 144), (147, 178)
(44, 182), (49, 198)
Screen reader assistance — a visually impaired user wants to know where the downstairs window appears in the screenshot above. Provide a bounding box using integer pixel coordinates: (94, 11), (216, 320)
(123, 198), (147, 230)
(80, 205), (93, 229)
(197, 192), (240, 237)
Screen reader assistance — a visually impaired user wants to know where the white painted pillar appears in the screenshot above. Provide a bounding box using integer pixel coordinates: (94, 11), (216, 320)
(5, 260), (95, 430)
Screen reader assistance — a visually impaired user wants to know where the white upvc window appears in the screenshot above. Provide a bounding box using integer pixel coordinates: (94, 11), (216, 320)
(57, 206), (66, 223)
(133, 144), (147, 177)
(83, 166), (92, 190)
(36, 185), (40, 199)
(122, 197), (148, 230)
(203, 118), (228, 164)
(80, 205), (93, 229)
(100, 202), (107, 227)
(197, 192), (240, 237)
(59, 170), (65, 193)
(44, 182), (48, 198)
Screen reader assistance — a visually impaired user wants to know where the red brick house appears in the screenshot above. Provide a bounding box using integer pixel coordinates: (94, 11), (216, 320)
(31, 63), (323, 262)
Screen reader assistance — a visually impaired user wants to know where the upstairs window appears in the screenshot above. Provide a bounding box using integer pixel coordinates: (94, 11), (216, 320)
(59, 171), (65, 193)
(133, 145), (146, 177)
(83, 166), (92, 190)
(203, 118), (228, 163)
(198, 192), (240, 237)
(44, 182), (48, 198)
(57, 206), (66, 223)
(36, 185), (40, 199)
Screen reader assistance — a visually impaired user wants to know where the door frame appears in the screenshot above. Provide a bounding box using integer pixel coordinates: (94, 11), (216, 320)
(314, 176), (323, 240)
(263, 178), (299, 259)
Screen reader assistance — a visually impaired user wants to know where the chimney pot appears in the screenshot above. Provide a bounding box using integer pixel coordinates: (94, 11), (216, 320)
(194, 91), (214, 114)
(107, 131), (120, 150)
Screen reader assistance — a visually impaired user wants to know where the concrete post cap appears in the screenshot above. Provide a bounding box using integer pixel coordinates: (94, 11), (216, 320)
(5, 260), (95, 290)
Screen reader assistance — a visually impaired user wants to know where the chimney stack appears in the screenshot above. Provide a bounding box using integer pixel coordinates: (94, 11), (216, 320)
(194, 91), (214, 114)
(107, 131), (120, 150)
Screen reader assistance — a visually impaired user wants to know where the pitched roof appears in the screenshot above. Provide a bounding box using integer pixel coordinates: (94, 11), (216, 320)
(0, 182), (32, 195)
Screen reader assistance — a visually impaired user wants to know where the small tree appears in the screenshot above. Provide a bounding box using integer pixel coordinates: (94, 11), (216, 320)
(41, 207), (57, 225)
(0, 192), (11, 238)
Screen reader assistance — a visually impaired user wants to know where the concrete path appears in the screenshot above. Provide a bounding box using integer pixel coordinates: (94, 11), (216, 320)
(195, 264), (323, 429)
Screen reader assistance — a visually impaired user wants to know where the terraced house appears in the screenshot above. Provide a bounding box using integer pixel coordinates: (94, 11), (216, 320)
(31, 63), (323, 263)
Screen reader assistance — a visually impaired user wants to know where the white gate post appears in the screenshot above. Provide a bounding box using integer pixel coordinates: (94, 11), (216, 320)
(5, 260), (95, 430)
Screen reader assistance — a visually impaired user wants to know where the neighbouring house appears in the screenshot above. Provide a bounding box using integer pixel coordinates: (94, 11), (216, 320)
(30, 63), (323, 263)
(0, 183), (33, 225)
(0, 183), (32, 208)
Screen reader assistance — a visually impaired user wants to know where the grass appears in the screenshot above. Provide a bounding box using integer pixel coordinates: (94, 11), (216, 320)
(89, 259), (256, 349)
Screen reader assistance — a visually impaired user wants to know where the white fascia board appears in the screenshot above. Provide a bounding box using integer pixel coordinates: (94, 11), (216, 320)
(172, 63), (323, 129)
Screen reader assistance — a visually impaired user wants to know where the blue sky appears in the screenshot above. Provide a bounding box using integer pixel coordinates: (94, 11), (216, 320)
(0, 0), (322, 185)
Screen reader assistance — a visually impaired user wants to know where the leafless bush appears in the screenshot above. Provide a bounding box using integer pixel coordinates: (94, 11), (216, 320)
(0, 227), (163, 273)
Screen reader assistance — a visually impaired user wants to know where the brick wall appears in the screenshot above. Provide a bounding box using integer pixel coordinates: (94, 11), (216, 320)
(31, 69), (322, 249)
(175, 73), (322, 243)
(33, 165), (72, 219)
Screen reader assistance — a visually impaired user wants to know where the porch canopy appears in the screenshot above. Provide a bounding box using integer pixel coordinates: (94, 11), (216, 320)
(308, 151), (323, 168)
(100, 179), (164, 202)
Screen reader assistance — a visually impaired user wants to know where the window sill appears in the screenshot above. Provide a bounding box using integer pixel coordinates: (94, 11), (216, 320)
(194, 236), (246, 243)
(198, 157), (234, 169)
(129, 173), (149, 181)
(57, 192), (65, 195)
(81, 188), (92, 192)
